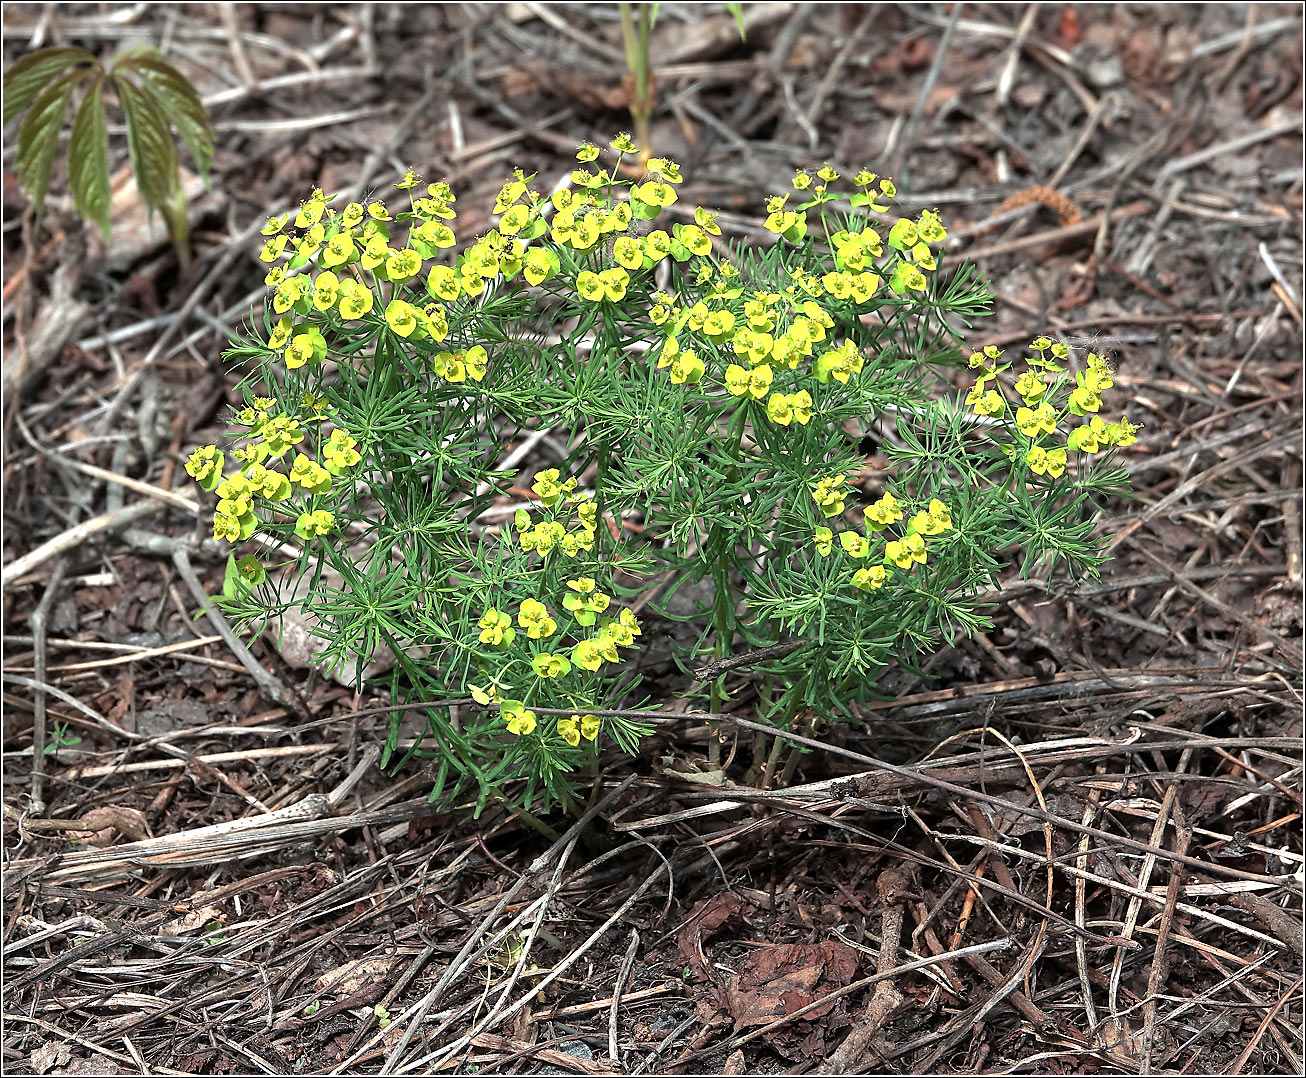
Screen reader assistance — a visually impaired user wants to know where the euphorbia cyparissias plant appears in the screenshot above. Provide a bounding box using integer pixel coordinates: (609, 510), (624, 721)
(190, 135), (1137, 813)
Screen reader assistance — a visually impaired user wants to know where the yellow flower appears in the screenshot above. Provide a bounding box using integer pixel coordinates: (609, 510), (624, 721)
(523, 248), (559, 286)
(293, 509), (334, 540)
(1105, 416), (1140, 448)
(532, 468), (566, 507)
(427, 265), (461, 302)
(613, 236), (643, 270)
(852, 565), (887, 591)
(1067, 416), (1109, 454)
(502, 700), (537, 737)
(572, 639), (603, 671)
(811, 475), (847, 518)
(1026, 445), (1068, 477)
(633, 180), (677, 207)
(865, 493), (902, 531)
(531, 652), (572, 679)
(766, 393), (795, 426)
(1014, 369), (1047, 404)
(580, 714), (600, 741)
(385, 299), (419, 338)
(563, 577), (610, 626)
(701, 308), (735, 342)
(822, 272), (852, 300)
(693, 206), (722, 236)
(814, 341), (864, 384)
(668, 351), (704, 385)
(517, 598), (557, 639)
(813, 527), (833, 556)
(724, 363), (772, 400)
(970, 389), (1005, 417)
(677, 224), (711, 256)
(884, 533), (928, 569)
(385, 248), (422, 283)
(259, 234), (287, 263)
(556, 716), (581, 747)
(790, 390), (813, 426)
(576, 271), (605, 302)
(478, 608), (516, 648)
(338, 281), (374, 319)
(599, 267), (629, 300)
(289, 452), (332, 494)
(840, 532), (869, 559)
(1016, 402), (1057, 438)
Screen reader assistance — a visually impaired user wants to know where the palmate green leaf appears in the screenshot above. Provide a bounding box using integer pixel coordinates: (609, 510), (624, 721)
(15, 69), (84, 218)
(2, 46), (95, 125)
(114, 75), (178, 212)
(121, 50), (213, 180)
(67, 80), (111, 239)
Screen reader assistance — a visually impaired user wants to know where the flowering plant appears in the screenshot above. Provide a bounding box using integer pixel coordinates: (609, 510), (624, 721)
(190, 136), (1136, 811)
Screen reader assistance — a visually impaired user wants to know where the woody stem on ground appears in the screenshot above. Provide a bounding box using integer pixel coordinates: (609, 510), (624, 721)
(617, 2), (654, 156)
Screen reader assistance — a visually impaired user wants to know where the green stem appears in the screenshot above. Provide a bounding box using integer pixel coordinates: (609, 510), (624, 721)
(617, 2), (654, 155)
(706, 406), (750, 769)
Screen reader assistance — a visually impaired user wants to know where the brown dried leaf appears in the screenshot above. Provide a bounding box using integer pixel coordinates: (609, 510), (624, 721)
(716, 940), (860, 1061)
(675, 892), (743, 981)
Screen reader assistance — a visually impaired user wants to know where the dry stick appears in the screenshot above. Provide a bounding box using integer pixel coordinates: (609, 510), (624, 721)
(5, 795), (436, 889)
(1157, 117), (1305, 186)
(468, 833), (585, 1067)
(801, 8), (872, 135)
(1109, 426), (1302, 546)
(1048, 91), (1114, 191)
(55, 743), (335, 780)
(406, 854), (672, 1074)
(727, 5), (814, 134)
(989, 2), (1039, 185)
(170, 546), (306, 715)
(609, 928), (640, 1063)
(1177, 931), (1304, 1071)
(2, 501), (163, 589)
(375, 777), (637, 1072)
(964, 199), (1152, 262)
(945, 828), (1290, 951)
(1129, 541), (1301, 665)
(889, 0), (965, 182)
(1140, 824), (1193, 1075)
(716, 715), (1292, 885)
(908, 928), (1051, 1068)
(218, 2), (257, 87)
(1226, 891), (1305, 958)
(1075, 778), (1106, 1037)
(826, 865), (912, 1071)
(23, 634), (226, 674)
(1226, 976), (1305, 1076)
(26, 559), (67, 817)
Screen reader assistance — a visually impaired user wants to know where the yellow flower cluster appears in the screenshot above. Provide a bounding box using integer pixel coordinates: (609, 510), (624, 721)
(187, 395), (363, 542)
(636, 164), (948, 430)
(476, 585), (642, 739)
(498, 702), (601, 745)
(515, 470), (599, 558)
(965, 338), (1140, 477)
(812, 494), (952, 591)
